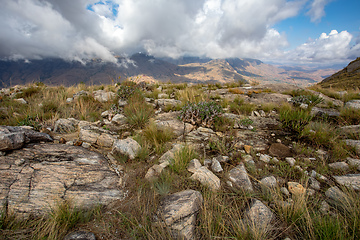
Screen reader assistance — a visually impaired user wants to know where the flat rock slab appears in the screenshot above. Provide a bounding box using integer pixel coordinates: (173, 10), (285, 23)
(333, 174), (360, 190)
(0, 143), (125, 217)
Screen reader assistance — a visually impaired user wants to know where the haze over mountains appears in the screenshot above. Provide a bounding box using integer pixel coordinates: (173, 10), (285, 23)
(0, 53), (338, 88)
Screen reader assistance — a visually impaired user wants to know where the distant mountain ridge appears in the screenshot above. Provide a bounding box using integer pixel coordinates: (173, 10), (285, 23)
(319, 57), (360, 89)
(0, 54), (338, 88)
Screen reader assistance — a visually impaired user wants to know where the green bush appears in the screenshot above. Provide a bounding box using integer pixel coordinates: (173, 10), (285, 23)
(117, 81), (139, 100)
(179, 101), (223, 128)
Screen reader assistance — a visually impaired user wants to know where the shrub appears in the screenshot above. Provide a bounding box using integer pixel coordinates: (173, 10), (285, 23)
(179, 101), (223, 128)
(279, 109), (313, 134)
(117, 81), (139, 100)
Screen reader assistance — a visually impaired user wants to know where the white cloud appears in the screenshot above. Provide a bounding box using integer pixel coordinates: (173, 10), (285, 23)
(283, 30), (360, 65)
(307, 0), (332, 22)
(0, 0), (357, 66)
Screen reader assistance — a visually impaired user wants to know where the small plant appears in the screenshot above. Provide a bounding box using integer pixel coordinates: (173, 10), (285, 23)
(123, 91), (154, 129)
(229, 97), (256, 115)
(169, 145), (198, 174)
(290, 94), (324, 109)
(18, 115), (41, 130)
(117, 81), (139, 100)
(179, 101), (223, 128)
(238, 118), (253, 127)
(338, 107), (360, 125)
(142, 122), (174, 154)
(279, 109), (313, 134)
(176, 87), (207, 103)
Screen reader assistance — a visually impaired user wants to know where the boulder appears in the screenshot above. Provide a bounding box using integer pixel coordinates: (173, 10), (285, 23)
(190, 166), (221, 191)
(0, 143), (125, 217)
(227, 163), (253, 192)
(79, 125), (117, 147)
(154, 190), (203, 240)
(325, 186), (347, 205)
(54, 118), (79, 133)
(158, 144), (184, 164)
(0, 126), (53, 151)
(93, 90), (115, 102)
(111, 137), (141, 160)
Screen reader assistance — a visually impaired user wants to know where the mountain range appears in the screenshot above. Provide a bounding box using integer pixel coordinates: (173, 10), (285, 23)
(0, 53), (338, 88)
(319, 57), (360, 89)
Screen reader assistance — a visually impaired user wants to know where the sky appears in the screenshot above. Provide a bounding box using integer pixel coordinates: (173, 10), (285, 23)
(0, 0), (359, 67)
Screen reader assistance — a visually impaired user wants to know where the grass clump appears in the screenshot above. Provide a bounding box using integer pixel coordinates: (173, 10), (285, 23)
(279, 108), (313, 134)
(229, 97), (256, 115)
(176, 87), (207, 103)
(142, 122), (175, 155)
(123, 91), (154, 129)
(169, 145), (198, 174)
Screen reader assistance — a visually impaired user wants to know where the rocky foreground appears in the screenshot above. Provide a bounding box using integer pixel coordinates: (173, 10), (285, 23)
(0, 82), (360, 239)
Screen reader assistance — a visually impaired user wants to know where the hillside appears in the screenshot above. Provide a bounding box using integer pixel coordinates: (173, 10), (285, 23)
(319, 57), (360, 89)
(0, 54), (337, 87)
(0, 81), (359, 239)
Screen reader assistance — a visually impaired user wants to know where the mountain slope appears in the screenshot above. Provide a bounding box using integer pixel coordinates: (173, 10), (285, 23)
(318, 57), (360, 89)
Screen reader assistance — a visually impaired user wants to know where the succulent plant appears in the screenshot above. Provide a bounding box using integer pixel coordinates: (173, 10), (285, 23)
(179, 101), (223, 128)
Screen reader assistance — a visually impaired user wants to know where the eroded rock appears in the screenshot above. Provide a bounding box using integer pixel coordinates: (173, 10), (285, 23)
(0, 143), (125, 217)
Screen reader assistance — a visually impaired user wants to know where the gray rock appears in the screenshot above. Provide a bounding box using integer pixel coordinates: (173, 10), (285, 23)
(0, 126), (53, 151)
(347, 157), (360, 171)
(309, 177), (321, 190)
(155, 99), (182, 108)
(280, 187), (290, 196)
(259, 154), (271, 163)
(211, 158), (223, 173)
(325, 186), (347, 204)
(93, 90), (115, 103)
(260, 176), (277, 188)
(244, 199), (274, 231)
(158, 93), (169, 99)
(311, 107), (340, 118)
(0, 143), (124, 217)
(145, 162), (170, 180)
(338, 125), (360, 137)
(328, 162), (349, 171)
(268, 143), (292, 158)
(319, 201), (331, 214)
(333, 174), (360, 190)
(285, 157), (296, 166)
(64, 231), (96, 240)
(344, 140), (360, 154)
(155, 119), (194, 137)
(111, 114), (128, 127)
(66, 97), (73, 103)
(14, 98), (27, 104)
(191, 167), (221, 191)
(227, 163), (253, 192)
(345, 100), (360, 109)
(54, 118), (79, 133)
(158, 144), (184, 164)
(187, 159), (202, 174)
(154, 190), (203, 240)
(73, 90), (89, 99)
(118, 100), (127, 107)
(186, 127), (216, 143)
(111, 137), (141, 160)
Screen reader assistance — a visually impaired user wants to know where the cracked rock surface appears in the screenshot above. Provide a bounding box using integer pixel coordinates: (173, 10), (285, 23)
(0, 143), (125, 217)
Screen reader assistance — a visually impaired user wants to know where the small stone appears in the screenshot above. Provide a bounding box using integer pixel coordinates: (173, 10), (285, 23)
(82, 142), (91, 149)
(260, 176), (277, 188)
(280, 187), (290, 196)
(59, 137), (66, 144)
(271, 157), (279, 163)
(227, 163), (253, 192)
(268, 143), (292, 157)
(285, 157), (296, 166)
(211, 158), (223, 173)
(203, 158), (212, 167)
(276, 139), (281, 143)
(243, 155), (253, 162)
(66, 97), (73, 103)
(216, 155), (230, 163)
(307, 188), (315, 196)
(319, 201), (331, 214)
(187, 159), (202, 173)
(309, 177), (321, 190)
(329, 162), (349, 171)
(244, 145), (252, 154)
(288, 182), (305, 195)
(64, 231), (96, 240)
(259, 154), (271, 163)
(66, 141), (74, 146)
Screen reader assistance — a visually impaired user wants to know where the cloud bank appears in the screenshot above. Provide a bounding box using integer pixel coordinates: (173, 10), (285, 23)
(0, 0), (358, 65)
